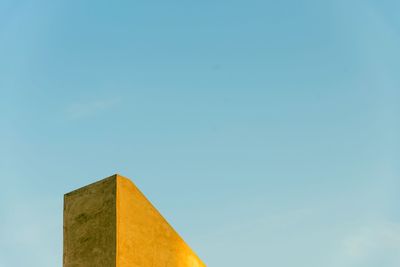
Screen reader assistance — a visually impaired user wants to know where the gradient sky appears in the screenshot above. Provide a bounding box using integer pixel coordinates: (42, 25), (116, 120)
(1, 0), (400, 266)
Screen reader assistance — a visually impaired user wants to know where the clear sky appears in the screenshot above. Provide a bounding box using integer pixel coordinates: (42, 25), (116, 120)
(1, 0), (399, 266)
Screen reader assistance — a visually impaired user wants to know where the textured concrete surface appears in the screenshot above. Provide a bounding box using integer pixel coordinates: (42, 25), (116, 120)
(63, 174), (206, 267)
(63, 176), (116, 267)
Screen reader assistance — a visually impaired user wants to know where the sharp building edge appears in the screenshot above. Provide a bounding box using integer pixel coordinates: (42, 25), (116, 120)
(63, 174), (206, 267)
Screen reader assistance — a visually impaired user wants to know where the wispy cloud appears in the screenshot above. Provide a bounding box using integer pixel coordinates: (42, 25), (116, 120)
(333, 222), (400, 267)
(65, 97), (120, 120)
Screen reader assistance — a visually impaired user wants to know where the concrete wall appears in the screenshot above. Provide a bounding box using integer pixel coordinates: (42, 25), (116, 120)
(63, 174), (206, 267)
(63, 177), (116, 267)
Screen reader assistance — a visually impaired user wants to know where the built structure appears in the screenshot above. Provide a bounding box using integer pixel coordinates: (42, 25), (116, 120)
(63, 174), (206, 267)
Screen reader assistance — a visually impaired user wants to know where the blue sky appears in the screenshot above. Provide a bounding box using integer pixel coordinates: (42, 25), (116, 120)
(1, 0), (399, 266)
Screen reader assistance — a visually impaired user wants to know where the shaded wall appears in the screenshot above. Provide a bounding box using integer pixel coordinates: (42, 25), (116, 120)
(63, 177), (116, 267)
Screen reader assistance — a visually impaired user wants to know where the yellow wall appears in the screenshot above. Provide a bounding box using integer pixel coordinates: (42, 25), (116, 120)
(63, 174), (206, 267)
(117, 175), (206, 267)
